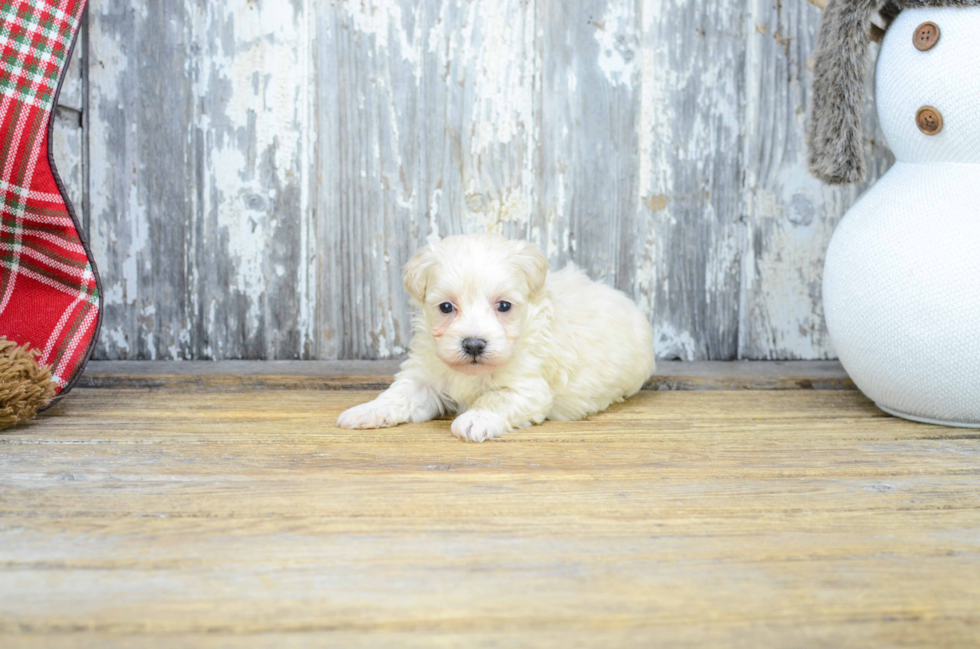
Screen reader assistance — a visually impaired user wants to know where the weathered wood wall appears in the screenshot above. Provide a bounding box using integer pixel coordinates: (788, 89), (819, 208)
(51, 0), (893, 361)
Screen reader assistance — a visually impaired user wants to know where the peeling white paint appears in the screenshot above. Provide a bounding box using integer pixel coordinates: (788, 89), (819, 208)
(594, 1), (638, 88)
(655, 322), (698, 362)
(50, 116), (82, 206)
(88, 3), (136, 344)
(464, 0), (534, 155)
(80, 0), (884, 362)
(102, 284), (124, 307)
(104, 326), (130, 353)
(298, 27), (316, 361)
(464, 187), (531, 234)
(343, 0), (421, 79)
(122, 178), (147, 306)
(194, 1), (310, 346)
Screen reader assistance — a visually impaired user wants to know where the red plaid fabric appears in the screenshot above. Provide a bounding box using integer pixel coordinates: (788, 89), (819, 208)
(0, 0), (100, 396)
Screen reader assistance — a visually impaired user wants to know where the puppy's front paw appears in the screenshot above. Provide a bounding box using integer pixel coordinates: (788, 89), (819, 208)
(337, 401), (400, 429)
(451, 409), (509, 443)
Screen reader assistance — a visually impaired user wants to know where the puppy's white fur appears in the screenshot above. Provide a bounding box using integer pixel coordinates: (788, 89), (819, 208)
(337, 233), (655, 442)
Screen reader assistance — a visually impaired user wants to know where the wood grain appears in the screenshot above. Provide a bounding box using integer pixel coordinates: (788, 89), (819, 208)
(1, 386), (978, 647)
(318, 0), (537, 359)
(86, 1), (315, 360)
(73, 1), (894, 361)
(535, 0), (639, 302)
(637, 0), (744, 360)
(739, 2), (893, 359)
(72, 359), (855, 391)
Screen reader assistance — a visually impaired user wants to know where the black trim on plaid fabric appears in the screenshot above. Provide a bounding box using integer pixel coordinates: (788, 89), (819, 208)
(42, 1), (101, 408)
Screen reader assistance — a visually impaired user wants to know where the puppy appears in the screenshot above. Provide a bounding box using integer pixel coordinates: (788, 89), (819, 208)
(337, 233), (656, 442)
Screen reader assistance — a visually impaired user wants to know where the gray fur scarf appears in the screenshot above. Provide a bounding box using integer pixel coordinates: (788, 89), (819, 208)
(809, 0), (980, 184)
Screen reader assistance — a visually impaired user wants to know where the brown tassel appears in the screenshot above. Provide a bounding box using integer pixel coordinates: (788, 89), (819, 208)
(0, 337), (55, 430)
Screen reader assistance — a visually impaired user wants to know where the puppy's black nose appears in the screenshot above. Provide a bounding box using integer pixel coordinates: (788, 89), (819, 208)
(462, 338), (487, 357)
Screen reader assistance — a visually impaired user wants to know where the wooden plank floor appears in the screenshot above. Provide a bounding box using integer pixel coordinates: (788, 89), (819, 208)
(2, 382), (979, 647)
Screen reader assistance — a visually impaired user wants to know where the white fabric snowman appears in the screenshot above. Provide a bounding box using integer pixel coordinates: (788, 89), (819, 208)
(820, 7), (980, 426)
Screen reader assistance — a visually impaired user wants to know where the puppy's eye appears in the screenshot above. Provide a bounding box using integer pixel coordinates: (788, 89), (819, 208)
(439, 302), (455, 314)
(497, 301), (512, 313)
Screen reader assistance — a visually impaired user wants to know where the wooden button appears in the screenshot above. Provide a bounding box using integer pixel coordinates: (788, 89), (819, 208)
(914, 22), (940, 51)
(916, 106), (943, 135)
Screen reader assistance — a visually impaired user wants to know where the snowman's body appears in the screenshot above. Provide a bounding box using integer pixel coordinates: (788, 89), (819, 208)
(824, 8), (980, 427)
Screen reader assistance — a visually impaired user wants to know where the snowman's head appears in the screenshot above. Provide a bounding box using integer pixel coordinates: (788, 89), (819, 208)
(808, 1), (980, 185)
(877, 8), (980, 164)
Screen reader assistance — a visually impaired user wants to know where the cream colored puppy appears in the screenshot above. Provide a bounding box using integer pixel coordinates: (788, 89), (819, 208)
(337, 233), (655, 442)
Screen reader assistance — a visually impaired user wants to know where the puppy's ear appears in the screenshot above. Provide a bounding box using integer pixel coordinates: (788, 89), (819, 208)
(512, 240), (549, 298)
(403, 245), (435, 302)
